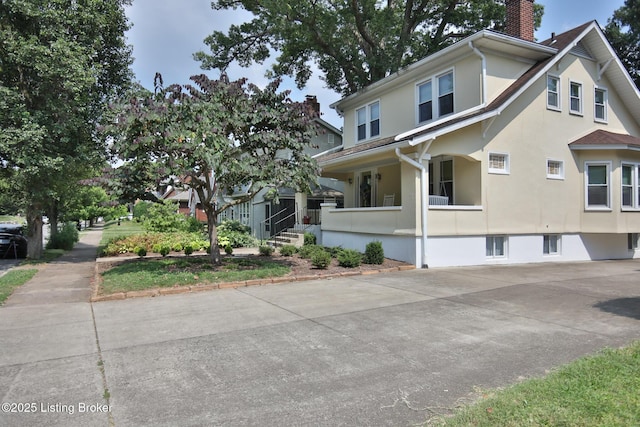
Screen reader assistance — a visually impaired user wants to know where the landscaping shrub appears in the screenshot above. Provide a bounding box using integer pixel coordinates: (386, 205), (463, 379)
(134, 246), (147, 257)
(183, 244), (193, 256)
(46, 222), (79, 251)
(279, 244), (297, 257)
(183, 216), (204, 233)
(172, 242), (183, 252)
(217, 219), (257, 248)
(159, 244), (171, 257)
(259, 245), (274, 256)
(142, 201), (185, 232)
(303, 232), (316, 246)
(324, 245), (343, 258)
(337, 249), (362, 268)
(363, 241), (384, 264)
(224, 245), (233, 255)
(298, 244), (324, 259)
(311, 250), (332, 269)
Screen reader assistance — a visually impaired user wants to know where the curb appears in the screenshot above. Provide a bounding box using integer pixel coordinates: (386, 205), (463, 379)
(90, 264), (416, 302)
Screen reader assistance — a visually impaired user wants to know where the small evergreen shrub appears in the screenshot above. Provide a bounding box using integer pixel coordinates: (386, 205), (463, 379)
(172, 242), (183, 252)
(303, 232), (316, 246)
(279, 245), (297, 257)
(224, 245), (233, 255)
(152, 243), (162, 254)
(134, 246), (147, 257)
(311, 250), (332, 269)
(259, 245), (274, 256)
(183, 244), (193, 256)
(159, 244), (171, 257)
(363, 241), (384, 264)
(298, 244), (324, 259)
(324, 245), (343, 258)
(337, 249), (362, 268)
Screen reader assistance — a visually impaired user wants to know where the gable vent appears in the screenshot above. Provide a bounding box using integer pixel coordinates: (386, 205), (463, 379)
(570, 41), (594, 59)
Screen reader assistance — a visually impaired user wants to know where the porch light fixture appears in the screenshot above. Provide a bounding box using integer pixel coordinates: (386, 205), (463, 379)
(376, 173), (382, 180)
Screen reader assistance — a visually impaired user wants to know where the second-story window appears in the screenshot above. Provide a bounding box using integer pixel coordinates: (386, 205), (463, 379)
(438, 72), (454, 116)
(547, 74), (560, 110)
(418, 81), (433, 122)
(594, 87), (607, 122)
(570, 81), (583, 115)
(356, 101), (380, 142)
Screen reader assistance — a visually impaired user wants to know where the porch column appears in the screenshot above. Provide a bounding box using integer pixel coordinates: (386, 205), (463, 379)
(295, 192), (308, 223)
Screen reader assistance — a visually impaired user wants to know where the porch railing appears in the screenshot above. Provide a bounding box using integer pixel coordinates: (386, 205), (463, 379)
(259, 205), (316, 243)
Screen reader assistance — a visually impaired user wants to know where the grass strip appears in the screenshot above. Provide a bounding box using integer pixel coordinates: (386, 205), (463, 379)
(0, 269), (38, 305)
(100, 257), (290, 294)
(439, 341), (640, 426)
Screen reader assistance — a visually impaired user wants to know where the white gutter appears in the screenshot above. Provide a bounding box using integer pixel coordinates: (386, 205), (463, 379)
(469, 41), (487, 105)
(395, 139), (433, 268)
(312, 144), (344, 159)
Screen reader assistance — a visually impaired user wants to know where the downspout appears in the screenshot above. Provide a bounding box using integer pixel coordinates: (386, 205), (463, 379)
(469, 41), (487, 106)
(395, 139), (433, 268)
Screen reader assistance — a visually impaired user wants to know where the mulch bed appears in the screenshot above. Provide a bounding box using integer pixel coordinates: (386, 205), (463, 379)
(92, 252), (414, 302)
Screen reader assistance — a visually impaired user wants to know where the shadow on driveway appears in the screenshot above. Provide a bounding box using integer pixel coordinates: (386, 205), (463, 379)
(594, 297), (640, 320)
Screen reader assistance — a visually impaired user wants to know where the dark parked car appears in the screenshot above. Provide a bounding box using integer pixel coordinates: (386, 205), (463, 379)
(0, 223), (28, 259)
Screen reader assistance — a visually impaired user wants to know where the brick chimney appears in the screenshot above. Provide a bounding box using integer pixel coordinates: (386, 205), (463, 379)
(304, 95), (320, 115)
(505, 0), (535, 41)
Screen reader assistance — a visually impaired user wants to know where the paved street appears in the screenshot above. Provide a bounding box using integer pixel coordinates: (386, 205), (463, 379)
(0, 227), (639, 426)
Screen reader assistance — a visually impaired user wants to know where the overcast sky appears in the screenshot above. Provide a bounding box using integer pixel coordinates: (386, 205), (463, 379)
(125, 0), (626, 129)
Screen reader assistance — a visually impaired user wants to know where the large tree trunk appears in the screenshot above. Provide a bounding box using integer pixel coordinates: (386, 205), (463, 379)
(47, 201), (59, 238)
(206, 211), (221, 265)
(26, 205), (43, 259)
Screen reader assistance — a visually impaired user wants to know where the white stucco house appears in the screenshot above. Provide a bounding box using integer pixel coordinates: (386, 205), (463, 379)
(316, 0), (640, 268)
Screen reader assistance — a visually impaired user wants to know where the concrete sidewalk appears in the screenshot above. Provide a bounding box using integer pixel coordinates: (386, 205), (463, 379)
(1, 228), (639, 426)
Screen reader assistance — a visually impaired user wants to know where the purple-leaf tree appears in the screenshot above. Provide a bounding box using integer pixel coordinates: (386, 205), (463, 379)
(108, 74), (320, 264)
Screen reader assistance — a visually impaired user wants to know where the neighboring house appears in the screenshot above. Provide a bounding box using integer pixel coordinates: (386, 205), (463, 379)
(161, 185), (207, 222)
(316, 0), (640, 268)
(220, 95), (344, 240)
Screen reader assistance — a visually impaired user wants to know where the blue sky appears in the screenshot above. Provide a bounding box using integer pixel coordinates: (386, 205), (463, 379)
(125, 0), (625, 128)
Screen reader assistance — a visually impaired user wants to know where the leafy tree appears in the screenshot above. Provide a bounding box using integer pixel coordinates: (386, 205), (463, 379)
(0, 0), (132, 258)
(107, 74), (320, 264)
(605, 0), (640, 88)
(196, 0), (543, 96)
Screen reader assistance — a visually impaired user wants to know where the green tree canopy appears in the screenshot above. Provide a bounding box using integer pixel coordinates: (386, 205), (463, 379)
(0, 0), (132, 257)
(605, 0), (640, 88)
(107, 74), (320, 264)
(196, 0), (543, 96)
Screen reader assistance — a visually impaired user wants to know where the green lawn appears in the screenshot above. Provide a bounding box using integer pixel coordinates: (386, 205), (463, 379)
(100, 256), (290, 294)
(438, 341), (640, 426)
(0, 269), (38, 304)
(98, 219), (144, 251)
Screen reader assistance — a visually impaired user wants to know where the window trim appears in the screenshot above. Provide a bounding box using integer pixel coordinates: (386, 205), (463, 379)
(569, 80), (583, 116)
(543, 234), (561, 256)
(486, 236), (508, 259)
(621, 162), (640, 211)
(488, 152), (510, 175)
(546, 159), (565, 180)
(355, 100), (380, 143)
(547, 74), (561, 111)
(416, 68), (455, 125)
(594, 86), (608, 123)
(584, 161), (612, 211)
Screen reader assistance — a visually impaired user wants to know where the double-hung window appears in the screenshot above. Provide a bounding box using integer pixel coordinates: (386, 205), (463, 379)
(622, 163), (640, 209)
(594, 87), (607, 122)
(547, 75), (560, 110)
(569, 81), (583, 115)
(585, 162), (611, 210)
(356, 101), (380, 142)
(417, 70), (454, 123)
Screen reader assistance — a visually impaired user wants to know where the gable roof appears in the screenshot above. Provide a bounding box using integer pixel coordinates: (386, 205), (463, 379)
(318, 21), (640, 166)
(569, 130), (640, 151)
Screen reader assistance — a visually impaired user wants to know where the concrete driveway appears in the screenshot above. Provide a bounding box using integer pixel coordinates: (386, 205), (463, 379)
(1, 251), (639, 426)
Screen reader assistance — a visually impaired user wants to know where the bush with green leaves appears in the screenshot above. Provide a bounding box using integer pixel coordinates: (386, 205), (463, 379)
(279, 244), (297, 257)
(46, 222), (79, 251)
(337, 249), (362, 268)
(159, 244), (171, 257)
(311, 250), (332, 269)
(217, 219), (257, 248)
(259, 245), (274, 256)
(183, 244), (193, 256)
(298, 244), (324, 259)
(134, 246), (147, 257)
(324, 245), (343, 258)
(303, 232), (316, 246)
(224, 245), (233, 255)
(363, 241), (384, 264)
(172, 242), (183, 252)
(142, 200), (185, 232)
